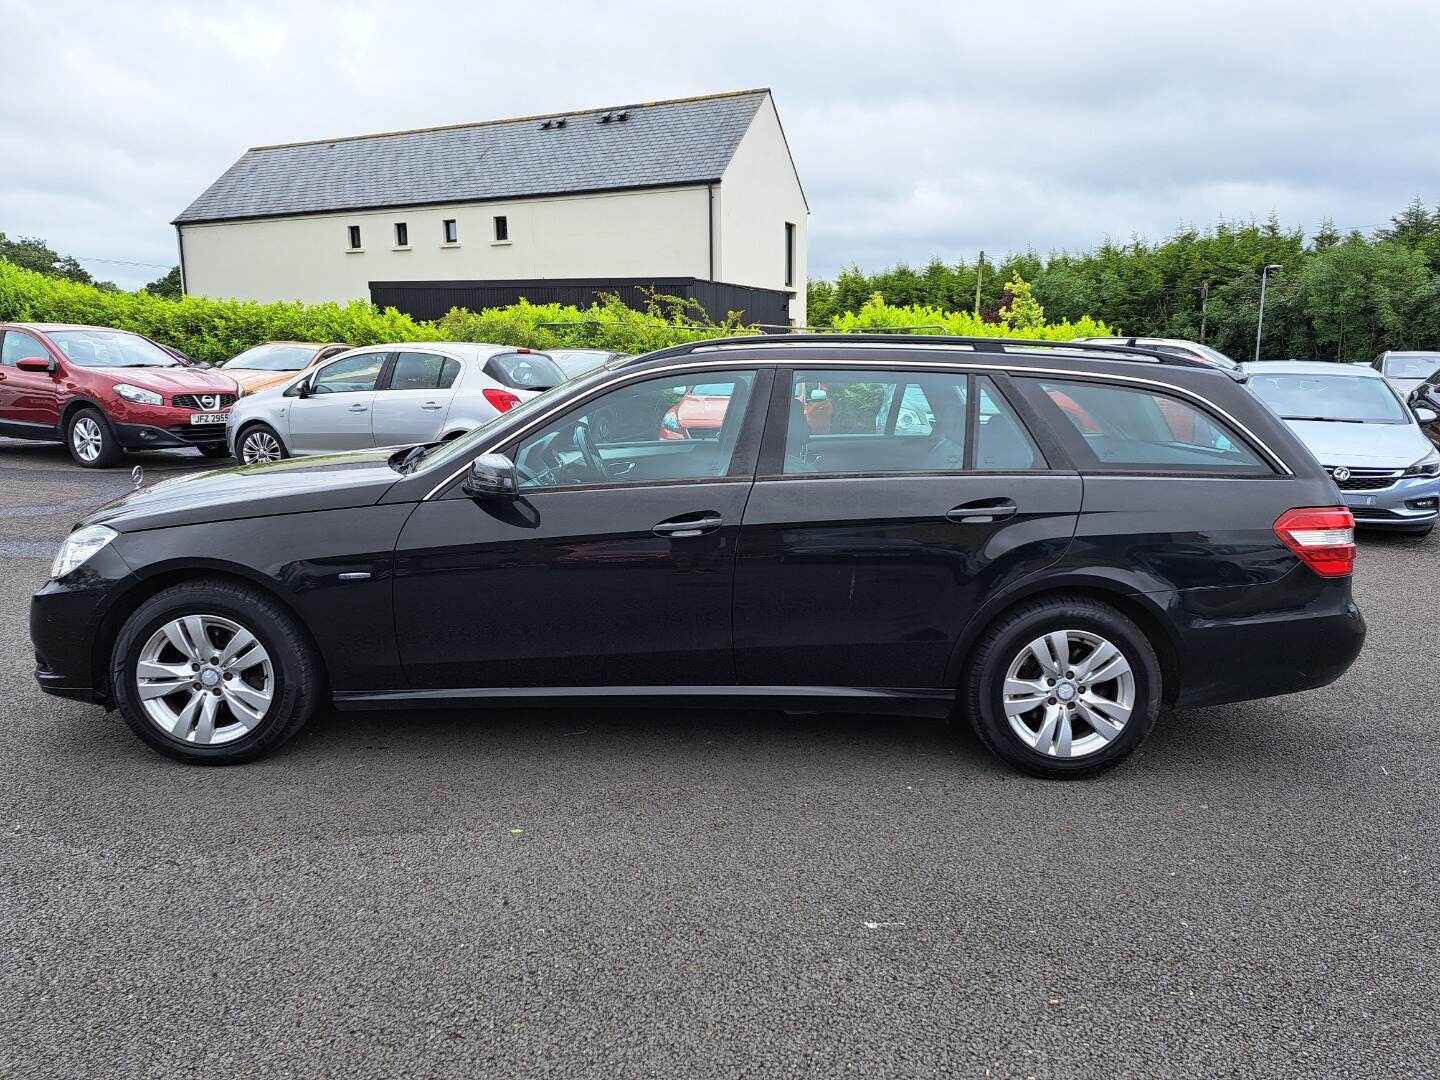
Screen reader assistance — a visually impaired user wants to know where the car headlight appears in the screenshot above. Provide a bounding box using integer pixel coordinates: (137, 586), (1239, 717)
(51, 525), (118, 580)
(1403, 449), (1440, 477)
(113, 383), (163, 406)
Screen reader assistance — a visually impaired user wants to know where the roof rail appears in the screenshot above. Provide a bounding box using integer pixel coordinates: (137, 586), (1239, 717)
(627, 333), (1218, 370)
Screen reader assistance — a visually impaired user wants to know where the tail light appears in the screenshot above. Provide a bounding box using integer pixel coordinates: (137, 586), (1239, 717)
(1273, 507), (1356, 578)
(483, 388), (521, 413)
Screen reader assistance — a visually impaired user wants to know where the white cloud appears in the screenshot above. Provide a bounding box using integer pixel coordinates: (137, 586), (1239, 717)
(3, 0), (1437, 288)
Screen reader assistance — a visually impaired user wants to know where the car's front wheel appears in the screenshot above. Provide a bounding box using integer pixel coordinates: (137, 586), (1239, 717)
(67, 407), (122, 468)
(236, 423), (287, 465)
(964, 595), (1161, 779)
(110, 578), (322, 764)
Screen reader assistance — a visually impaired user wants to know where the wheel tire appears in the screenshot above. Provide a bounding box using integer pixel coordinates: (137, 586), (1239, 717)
(237, 423), (288, 465)
(197, 444), (231, 459)
(110, 577), (323, 765)
(67, 407), (122, 468)
(963, 595), (1162, 780)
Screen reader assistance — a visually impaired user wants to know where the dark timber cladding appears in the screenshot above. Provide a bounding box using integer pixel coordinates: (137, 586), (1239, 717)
(369, 278), (794, 327)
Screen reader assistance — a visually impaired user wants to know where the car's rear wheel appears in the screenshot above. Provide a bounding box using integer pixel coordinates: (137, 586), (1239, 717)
(237, 423), (287, 465)
(964, 595), (1161, 779)
(67, 407), (122, 468)
(110, 578), (322, 764)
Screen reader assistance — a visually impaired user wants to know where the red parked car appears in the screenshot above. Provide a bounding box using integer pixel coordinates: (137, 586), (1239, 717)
(0, 323), (242, 467)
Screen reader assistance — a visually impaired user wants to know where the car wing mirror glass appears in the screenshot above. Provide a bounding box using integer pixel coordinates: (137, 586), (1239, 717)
(462, 453), (519, 500)
(15, 356), (53, 373)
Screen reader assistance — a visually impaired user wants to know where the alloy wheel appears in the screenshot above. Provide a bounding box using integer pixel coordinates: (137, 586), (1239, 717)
(71, 417), (103, 462)
(241, 430), (282, 464)
(135, 614), (274, 745)
(1001, 629), (1135, 758)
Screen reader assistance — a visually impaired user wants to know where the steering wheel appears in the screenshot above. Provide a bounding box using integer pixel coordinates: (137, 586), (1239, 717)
(571, 418), (607, 481)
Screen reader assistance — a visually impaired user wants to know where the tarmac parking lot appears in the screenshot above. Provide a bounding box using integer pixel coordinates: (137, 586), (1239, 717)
(1, 438), (1435, 1078)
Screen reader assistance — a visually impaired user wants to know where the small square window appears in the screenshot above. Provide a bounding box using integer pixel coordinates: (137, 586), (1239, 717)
(394, 222), (408, 247)
(493, 215), (509, 242)
(347, 225), (362, 250)
(443, 219), (458, 244)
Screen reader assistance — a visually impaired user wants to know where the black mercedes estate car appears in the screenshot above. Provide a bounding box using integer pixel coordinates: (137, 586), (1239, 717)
(31, 335), (1365, 778)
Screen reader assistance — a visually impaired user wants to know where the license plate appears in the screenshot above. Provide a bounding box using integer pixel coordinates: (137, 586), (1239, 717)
(191, 412), (228, 425)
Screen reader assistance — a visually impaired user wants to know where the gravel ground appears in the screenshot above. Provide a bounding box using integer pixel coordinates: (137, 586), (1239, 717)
(1, 438), (1435, 1079)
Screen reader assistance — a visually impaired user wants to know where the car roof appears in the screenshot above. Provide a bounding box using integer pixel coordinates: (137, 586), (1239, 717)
(1244, 361), (1385, 377)
(3, 322), (151, 333)
(1380, 350), (1440, 358)
(244, 340), (343, 349)
(392, 341), (552, 359)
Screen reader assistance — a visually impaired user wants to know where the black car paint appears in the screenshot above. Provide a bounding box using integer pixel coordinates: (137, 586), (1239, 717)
(31, 341), (1365, 717)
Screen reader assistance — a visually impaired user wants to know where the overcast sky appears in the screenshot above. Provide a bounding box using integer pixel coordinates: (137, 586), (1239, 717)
(4, 0), (1438, 290)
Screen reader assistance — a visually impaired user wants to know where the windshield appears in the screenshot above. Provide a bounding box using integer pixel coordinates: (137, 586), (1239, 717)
(1248, 373), (1407, 423)
(48, 330), (182, 369)
(1382, 354), (1440, 379)
(224, 344), (319, 371)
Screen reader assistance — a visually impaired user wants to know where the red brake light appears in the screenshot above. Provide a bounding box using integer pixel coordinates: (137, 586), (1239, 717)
(1273, 507), (1356, 578)
(482, 387), (522, 413)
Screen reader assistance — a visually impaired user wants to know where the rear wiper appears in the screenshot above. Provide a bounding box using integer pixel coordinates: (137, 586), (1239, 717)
(1280, 415), (1365, 423)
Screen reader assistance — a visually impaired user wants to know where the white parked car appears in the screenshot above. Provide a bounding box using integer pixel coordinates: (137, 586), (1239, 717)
(226, 342), (565, 463)
(1071, 336), (1241, 371)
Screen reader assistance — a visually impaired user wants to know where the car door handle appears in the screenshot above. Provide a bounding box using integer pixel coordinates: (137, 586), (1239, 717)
(946, 499), (1018, 524)
(420, 402), (443, 410)
(348, 404), (369, 412)
(652, 513), (724, 538)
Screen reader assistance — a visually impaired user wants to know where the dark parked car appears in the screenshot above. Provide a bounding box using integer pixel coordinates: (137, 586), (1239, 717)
(31, 336), (1365, 778)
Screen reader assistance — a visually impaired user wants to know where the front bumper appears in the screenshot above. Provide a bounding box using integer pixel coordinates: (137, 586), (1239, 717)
(115, 420), (229, 450)
(1336, 473), (1440, 530)
(30, 545), (138, 708)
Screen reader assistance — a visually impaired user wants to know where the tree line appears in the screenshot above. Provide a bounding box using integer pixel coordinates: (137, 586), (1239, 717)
(807, 197), (1440, 361)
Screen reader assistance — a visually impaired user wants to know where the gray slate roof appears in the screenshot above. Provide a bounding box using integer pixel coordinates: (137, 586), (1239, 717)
(175, 90), (768, 225)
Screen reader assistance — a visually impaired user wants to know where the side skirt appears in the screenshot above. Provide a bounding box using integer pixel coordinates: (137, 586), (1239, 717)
(332, 685), (956, 718)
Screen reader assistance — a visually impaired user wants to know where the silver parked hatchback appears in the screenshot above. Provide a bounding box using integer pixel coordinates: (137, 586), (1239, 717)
(226, 342), (565, 463)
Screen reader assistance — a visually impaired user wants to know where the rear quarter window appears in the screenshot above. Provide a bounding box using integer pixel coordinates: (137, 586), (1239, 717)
(1021, 377), (1270, 474)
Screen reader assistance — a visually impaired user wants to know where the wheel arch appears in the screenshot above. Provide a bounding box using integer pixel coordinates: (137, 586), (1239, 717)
(91, 560), (328, 705)
(60, 396), (114, 433)
(945, 573), (1183, 705)
(234, 418), (288, 458)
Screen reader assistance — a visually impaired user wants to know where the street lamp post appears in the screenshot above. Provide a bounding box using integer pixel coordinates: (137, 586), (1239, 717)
(1254, 263), (1282, 363)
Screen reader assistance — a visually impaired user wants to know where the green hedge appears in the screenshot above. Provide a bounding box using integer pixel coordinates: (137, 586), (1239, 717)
(0, 258), (1112, 364)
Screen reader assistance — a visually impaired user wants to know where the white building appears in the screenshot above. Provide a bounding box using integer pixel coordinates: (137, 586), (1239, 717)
(174, 89), (808, 326)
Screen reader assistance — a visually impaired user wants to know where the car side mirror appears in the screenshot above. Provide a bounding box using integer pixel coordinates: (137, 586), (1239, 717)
(16, 356), (53, 373)
(461, 453), (519, 500)
(286, 379), (312, 399)
(1415, 405), (1439, 425)
(808, 388), (828, 402)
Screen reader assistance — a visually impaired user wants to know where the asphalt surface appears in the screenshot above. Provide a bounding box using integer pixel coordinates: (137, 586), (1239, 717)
(1, 437), (1435, 1079)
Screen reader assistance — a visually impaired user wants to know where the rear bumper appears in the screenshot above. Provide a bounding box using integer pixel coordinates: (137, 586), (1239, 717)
(1161, 572), (1365, 708)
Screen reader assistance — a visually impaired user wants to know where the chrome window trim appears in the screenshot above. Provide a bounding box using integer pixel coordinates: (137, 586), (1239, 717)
(421, 355), (1293, 500)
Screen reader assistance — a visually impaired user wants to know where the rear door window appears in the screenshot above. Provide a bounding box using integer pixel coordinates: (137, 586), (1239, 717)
(1025, 378), (1267, 473)
(386, 352), (460, 391)
(780, 370), (1044, 475)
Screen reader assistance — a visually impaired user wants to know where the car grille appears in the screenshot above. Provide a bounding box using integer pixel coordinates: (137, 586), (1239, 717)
(1351, 507), (1401, 520)
(1327, 467), (1401, 491)
(172, 393), (237, 410)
